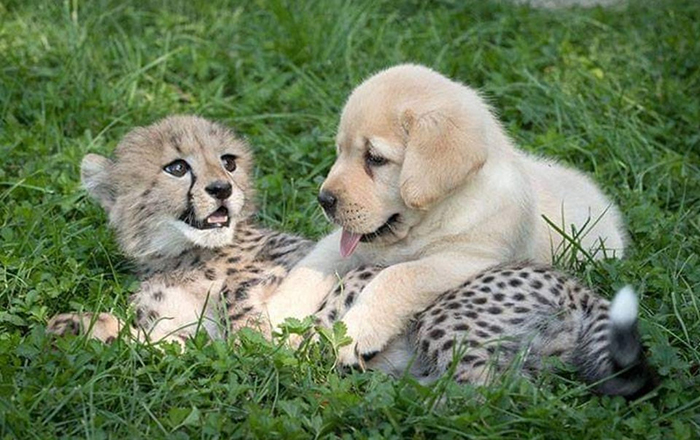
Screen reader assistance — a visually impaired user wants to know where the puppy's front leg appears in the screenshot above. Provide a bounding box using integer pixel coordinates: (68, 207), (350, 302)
(266, 230), (357, 329)
(337, 253), (499, 367)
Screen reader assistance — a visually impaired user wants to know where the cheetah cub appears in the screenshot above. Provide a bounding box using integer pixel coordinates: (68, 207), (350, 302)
(317, 264), (657, 398)
(48, 115), (318, 344)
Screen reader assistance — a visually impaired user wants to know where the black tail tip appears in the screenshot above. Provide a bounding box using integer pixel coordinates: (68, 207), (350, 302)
(598, 327), (659, 399)
(598, 359), (659, 400)
(598, 286), (659, 399)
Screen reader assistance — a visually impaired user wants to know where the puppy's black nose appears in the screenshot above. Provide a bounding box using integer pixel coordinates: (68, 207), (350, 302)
(318, 190), (337, 214)
(205, 181), (233, 200)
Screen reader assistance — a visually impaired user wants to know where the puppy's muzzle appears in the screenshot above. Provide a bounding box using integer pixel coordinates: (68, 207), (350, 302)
(318, 190), (337, 216)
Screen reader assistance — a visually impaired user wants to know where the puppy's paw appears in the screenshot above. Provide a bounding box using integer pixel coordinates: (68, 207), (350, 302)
(337, 343), (381, 370)
(336, 306), (394, 368)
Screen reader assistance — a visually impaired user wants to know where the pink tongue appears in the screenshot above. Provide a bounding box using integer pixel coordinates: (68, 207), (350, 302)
(207, 213), (228, 224)
(340, 229), (362, 258)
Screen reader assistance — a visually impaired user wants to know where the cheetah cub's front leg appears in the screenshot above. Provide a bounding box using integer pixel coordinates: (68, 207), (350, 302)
(47, 312), (126, 343)
(127, 280), (225, 345)
(47, 280), (223, 347)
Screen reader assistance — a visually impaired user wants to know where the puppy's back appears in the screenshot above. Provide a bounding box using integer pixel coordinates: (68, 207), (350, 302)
(521, 154), (626, 261)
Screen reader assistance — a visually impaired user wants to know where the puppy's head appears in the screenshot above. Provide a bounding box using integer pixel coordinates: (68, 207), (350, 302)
(320, 64), (492, 257)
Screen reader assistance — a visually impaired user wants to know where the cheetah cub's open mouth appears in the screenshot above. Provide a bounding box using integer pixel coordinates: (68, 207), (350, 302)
(180, 206), (230, 230)
(205, 207), (230, 228)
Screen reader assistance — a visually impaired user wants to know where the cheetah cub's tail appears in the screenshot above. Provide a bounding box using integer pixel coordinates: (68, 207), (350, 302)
(576, 286), (657, 399)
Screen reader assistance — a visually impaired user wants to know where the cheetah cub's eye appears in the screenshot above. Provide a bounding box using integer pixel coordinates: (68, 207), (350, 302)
(221, 155), (237, 172)
(163, 159), (189, 177)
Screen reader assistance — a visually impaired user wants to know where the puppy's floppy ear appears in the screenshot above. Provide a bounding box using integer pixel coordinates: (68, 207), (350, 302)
(399, 109), (487, 209)
(81, 153), (116, 212)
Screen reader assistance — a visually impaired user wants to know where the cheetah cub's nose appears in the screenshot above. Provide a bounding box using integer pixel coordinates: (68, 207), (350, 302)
(205, 181), (233, 200)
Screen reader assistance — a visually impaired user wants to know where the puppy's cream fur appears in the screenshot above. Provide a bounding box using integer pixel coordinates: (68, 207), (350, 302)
(266, 64), (626, 364)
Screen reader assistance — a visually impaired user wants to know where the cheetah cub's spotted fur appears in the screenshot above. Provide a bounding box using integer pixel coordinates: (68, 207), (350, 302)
(317, 264), (656, 398)
(48, 116), (319, 344)
(47, 116), (655, 398)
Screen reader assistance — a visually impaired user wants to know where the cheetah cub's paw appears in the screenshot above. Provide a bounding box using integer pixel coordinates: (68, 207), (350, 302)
(47, 312), (124, 343)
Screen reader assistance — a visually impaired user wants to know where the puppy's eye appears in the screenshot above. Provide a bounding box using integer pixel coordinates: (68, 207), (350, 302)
(365, 151), (388, 167)
(163, 159), (189, 177)
(221, 155), (237, 172)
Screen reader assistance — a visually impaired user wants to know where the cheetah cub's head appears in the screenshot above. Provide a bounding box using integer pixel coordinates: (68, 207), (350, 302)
(82, 115), (255, 260)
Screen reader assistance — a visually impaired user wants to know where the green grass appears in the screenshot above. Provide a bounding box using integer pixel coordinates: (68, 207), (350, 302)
(1, 0), (699, 437)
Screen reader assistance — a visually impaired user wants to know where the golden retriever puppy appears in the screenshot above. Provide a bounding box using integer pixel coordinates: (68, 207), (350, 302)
(266, 64), (626, 365)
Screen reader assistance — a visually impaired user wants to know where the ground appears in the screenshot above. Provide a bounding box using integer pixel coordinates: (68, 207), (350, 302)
(1, 0), (699, 438)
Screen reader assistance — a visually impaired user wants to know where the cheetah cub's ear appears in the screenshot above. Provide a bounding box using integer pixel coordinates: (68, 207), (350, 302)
(81, 153), (115, 212)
